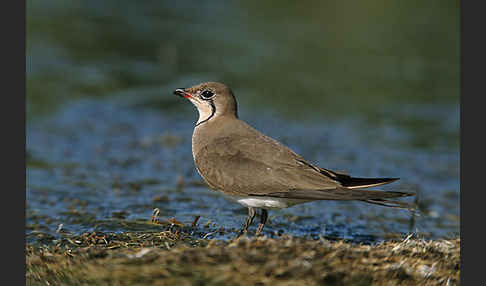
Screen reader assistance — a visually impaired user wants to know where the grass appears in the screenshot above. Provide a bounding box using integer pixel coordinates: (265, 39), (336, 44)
(27, 226), (460, 285)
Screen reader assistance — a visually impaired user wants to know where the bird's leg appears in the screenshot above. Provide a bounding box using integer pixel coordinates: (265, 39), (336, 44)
(237, 207), (256, 237)
(255, 209), (268, 236)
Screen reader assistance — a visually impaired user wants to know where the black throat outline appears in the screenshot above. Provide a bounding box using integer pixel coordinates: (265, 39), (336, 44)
(195, 100), (216, 127)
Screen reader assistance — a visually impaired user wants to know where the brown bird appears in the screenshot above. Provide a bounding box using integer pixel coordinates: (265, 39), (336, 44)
(174, 82), (415, 236)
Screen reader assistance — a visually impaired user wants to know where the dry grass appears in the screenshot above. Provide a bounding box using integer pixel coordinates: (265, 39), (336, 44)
(26, 231), (460, 286)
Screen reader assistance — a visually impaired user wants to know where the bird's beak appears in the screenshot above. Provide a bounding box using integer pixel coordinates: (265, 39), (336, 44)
(174, 88), (192, 99)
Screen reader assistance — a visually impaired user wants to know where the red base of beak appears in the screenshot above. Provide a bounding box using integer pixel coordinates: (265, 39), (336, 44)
(174, 88), (192, 99)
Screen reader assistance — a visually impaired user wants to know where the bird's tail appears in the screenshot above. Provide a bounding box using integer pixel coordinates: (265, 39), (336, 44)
(361, 197), (416, 210)
(263, 187), (416, 211)
(353, 188), (416, 211)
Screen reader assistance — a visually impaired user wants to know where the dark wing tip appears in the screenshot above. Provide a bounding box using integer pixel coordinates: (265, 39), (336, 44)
(341, 177), (400, 189)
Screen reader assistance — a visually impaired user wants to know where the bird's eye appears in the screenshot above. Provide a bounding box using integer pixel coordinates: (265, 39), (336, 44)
(200, 90), (215, 99)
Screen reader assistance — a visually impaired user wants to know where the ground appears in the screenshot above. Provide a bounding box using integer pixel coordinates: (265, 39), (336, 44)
(26, 223), (460, 286)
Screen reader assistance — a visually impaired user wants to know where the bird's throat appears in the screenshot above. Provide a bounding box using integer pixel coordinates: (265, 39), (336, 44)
(195, 101), (216, 127)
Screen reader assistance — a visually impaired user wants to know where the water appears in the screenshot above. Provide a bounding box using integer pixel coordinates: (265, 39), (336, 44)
(26, 1), (459, 243)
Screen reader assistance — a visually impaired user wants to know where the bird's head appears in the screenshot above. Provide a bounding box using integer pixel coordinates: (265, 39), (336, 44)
(174, 82), (238, 126)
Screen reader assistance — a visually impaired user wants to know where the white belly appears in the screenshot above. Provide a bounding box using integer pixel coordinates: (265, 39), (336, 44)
(228, 195), (309, 209)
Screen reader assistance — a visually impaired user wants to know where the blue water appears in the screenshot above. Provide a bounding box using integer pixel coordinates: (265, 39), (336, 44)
(27, 0), (459, 243)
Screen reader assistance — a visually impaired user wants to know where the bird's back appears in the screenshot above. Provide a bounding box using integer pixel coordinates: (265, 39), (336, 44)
(193, 117), (344, 196)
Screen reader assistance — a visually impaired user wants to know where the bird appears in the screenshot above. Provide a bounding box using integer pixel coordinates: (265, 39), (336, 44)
(174, 82), (415, 236)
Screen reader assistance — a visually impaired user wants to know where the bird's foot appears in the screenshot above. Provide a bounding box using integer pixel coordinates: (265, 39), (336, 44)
(236, 228), (248, 238)
(255, 223), (265, 236)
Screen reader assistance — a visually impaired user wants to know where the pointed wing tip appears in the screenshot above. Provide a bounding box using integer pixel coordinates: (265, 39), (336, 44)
(344, 177), (400, 189)
(381, 177), (400, 183)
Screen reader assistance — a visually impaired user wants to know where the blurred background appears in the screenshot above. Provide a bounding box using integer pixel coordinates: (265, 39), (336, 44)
(26, 0), (459, 243)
